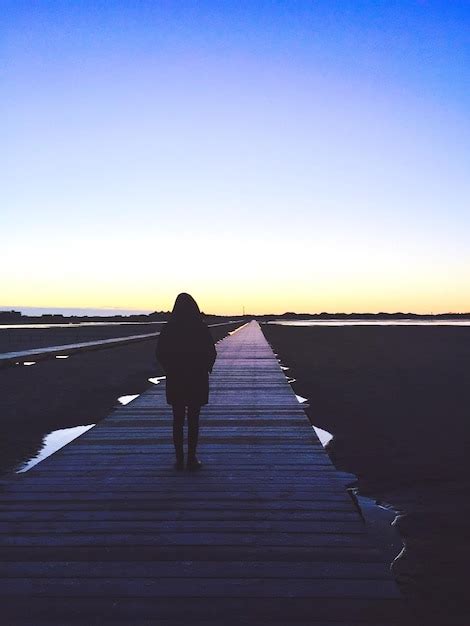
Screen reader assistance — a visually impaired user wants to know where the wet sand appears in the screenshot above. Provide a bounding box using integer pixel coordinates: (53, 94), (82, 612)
(262, 324), (470, 626)
(0, 323), (240, 476)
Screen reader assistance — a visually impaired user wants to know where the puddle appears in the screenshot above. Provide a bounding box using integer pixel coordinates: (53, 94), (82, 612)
(354, 490), (403, 563)
(17, 424), (95, 472)
(271, 319), (470, 327)
(18, 383), (164, 473)
(312, 425), (334, 446)
(148, 376), (166, 384)
(118, 394), (139, 405)
(294, 392), (333, 446)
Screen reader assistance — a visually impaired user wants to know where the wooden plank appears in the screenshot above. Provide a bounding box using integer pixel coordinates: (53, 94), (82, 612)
(0, 560), (397, 579)
(0, 519), (366, 534)
(0, 510), (367, 522)
(0, 597), (412, 624)
(1, 533), (373, 548)
(0, 545), (386, 563)
(0, 577), (401, 598)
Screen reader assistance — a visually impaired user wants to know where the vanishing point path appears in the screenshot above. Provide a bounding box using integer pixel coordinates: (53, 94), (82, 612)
(0, 321), (410, 624)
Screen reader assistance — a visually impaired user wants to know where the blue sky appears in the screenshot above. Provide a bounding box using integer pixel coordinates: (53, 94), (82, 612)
(2, 1), (470, 314)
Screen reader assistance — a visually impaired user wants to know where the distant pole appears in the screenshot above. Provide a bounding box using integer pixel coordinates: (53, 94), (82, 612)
(243, 305), (245, 317)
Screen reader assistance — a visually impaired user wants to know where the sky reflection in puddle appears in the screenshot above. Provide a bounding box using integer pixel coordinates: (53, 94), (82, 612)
(17, 424), (95, 473)
(355, 492), (403, 563)
(294, 393), (334, 447)
(272, 319), (470, 326)
(312, 425), (334, 446)
(148, 376), (166, 384)
(118, 394), (139, 405)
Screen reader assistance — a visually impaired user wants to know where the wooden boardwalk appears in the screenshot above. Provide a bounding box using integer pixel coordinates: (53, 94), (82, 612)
(0, 321), (410, 624)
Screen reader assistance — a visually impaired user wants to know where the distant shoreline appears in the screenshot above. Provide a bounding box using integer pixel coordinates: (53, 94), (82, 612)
(1, 308), (470, 326)
(263, 311), (470, 320)
(0, 310), (245, 325)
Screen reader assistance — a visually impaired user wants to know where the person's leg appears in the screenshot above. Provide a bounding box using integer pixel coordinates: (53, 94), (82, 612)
(187, 405), (201, 469)
(172, 404), (186, 468)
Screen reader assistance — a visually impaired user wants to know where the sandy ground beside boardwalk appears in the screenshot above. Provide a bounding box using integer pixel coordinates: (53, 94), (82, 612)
(262, 324), (470, 488)
(262, 323), (470, 626)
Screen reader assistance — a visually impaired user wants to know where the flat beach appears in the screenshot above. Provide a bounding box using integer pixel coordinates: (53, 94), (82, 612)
(262, 323), (470, 625)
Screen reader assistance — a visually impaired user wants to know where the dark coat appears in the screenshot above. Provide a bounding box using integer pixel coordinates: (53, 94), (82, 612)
(155, 320), (217, 407)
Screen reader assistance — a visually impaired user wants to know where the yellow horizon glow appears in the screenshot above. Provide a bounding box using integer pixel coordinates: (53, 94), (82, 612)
(2, 229), (469, 316)
(4, 284), (470, 315)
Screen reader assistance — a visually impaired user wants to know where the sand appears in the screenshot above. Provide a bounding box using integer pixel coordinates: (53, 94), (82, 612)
(262, 323), (470, 626)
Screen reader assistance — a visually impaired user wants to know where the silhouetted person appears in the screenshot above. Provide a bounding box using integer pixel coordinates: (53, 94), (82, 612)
(156, 293), (216, 471)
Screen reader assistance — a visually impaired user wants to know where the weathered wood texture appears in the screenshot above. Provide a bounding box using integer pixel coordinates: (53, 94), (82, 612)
(0, 321), (411, 624)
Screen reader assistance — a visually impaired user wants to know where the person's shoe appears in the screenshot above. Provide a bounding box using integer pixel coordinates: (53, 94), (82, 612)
(186, 456), (202, 471)
(174, 457), (185, 471)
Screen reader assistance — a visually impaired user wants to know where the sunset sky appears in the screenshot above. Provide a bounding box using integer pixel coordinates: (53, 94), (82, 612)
(2, 1), (470, 315)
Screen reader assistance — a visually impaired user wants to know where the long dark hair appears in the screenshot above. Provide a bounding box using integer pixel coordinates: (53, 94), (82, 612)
(170, 293), (202, 324)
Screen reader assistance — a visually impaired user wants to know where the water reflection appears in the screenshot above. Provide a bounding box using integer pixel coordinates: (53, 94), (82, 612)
(312, 424), (333, 446)
(148, 376), (166, 384)
(272, 319), (470, 327)
(355, 491), (403, 564)
(118, 394), (139, 405)
(17, 424), (95, 472)
(293, 393), (334, 446)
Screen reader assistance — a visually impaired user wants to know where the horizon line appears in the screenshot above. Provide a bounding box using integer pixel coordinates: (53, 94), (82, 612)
(2, 306), (470, 319)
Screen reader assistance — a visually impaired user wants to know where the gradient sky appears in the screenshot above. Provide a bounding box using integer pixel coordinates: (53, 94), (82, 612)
(2, 1), (470, 314)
